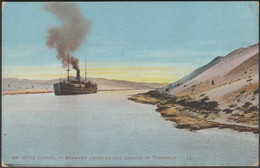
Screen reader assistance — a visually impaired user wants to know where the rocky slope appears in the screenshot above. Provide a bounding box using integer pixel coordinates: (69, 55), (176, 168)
(129, 43), (259, 133)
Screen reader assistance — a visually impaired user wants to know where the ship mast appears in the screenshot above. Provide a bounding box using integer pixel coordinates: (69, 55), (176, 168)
(67, 52), (70, 83)
(85, 56), (87, 84)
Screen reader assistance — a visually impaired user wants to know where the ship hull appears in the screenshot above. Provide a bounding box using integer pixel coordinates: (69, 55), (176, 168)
(54, 83), (97, 95)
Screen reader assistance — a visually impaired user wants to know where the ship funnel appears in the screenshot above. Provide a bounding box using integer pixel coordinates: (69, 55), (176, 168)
(77, 70), (80, 82)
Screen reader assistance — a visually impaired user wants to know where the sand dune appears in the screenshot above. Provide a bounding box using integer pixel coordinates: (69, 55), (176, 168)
(130, 43), (259, 133)
(160, 44), (259, 96)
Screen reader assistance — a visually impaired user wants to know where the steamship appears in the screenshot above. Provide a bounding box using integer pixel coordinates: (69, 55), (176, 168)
(53, 53), (97, 95)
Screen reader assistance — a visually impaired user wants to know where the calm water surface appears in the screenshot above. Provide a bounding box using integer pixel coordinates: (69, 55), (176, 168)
(2, 91), (258, 166)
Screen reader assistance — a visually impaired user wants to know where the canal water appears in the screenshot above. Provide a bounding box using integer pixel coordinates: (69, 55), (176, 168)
(2, 91), (258, 166)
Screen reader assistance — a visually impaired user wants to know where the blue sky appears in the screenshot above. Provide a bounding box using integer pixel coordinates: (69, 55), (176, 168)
(2, 2), (259, 82)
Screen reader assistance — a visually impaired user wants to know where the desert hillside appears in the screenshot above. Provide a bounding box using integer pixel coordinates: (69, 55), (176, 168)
(130, 43), (259, 133)
(161, 43), (259, 116)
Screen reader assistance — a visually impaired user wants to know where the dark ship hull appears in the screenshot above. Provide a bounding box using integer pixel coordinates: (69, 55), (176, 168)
(54, 83), (97, 95)
(54, 68), (97, 96)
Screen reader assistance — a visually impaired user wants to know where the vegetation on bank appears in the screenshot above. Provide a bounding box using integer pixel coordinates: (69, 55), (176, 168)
(128, 90), (258, 134)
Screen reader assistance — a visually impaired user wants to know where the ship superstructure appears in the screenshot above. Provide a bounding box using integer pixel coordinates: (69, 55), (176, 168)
(54, 53), (97, 95)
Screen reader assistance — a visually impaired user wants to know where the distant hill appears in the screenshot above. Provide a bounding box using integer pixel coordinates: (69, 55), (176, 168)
(2, 77), (168, 91)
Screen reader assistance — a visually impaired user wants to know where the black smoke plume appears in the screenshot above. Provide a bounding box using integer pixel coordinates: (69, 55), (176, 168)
(44, 2), (92, 70)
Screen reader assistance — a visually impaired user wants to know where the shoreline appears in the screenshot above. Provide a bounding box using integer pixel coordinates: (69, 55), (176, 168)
(3, 89), (258, 134)
(2, 90), (54, 95)
(128, 91), (259, 134)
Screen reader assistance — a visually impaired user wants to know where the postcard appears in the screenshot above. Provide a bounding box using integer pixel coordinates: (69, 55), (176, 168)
(1, 1), (259, 167)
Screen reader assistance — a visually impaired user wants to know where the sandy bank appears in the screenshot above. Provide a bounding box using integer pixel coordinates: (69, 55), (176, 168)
(128, 91), (258, 134)
(2, 90), (54, 95)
